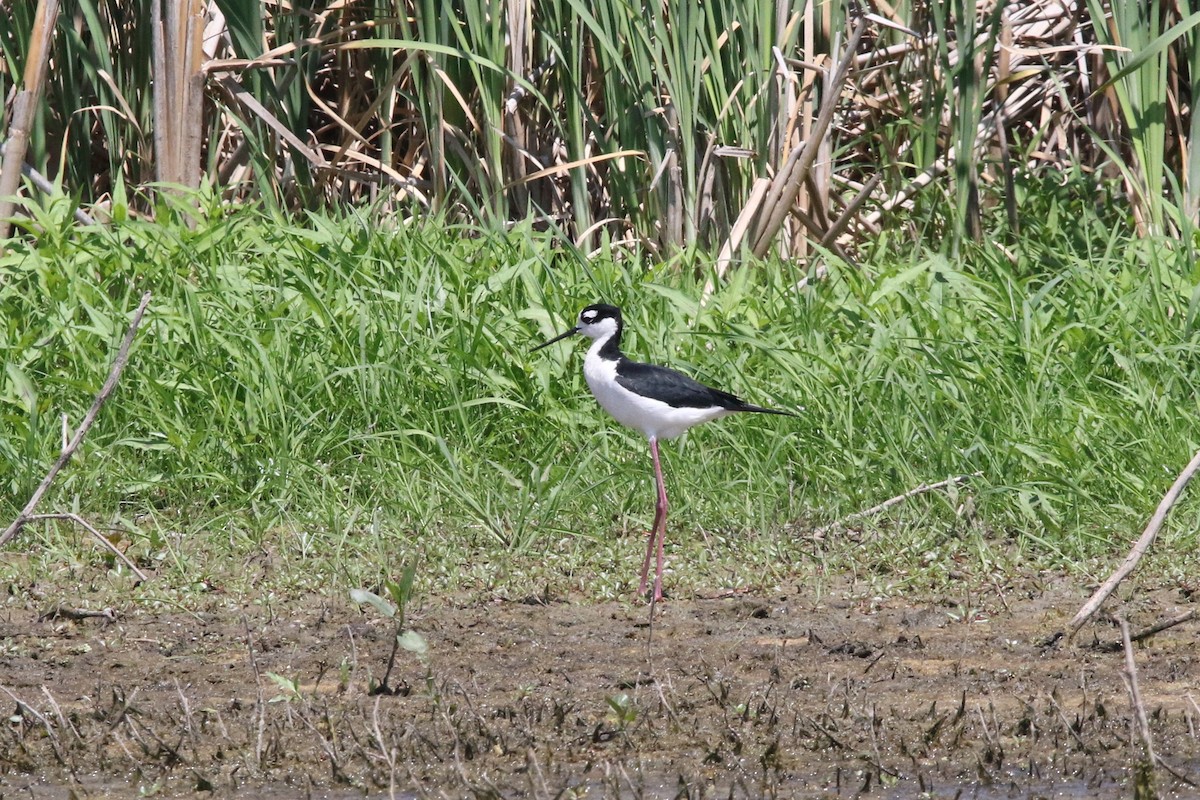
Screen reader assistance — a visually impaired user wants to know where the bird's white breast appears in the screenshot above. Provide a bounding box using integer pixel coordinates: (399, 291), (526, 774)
(583, 342), (729, 440)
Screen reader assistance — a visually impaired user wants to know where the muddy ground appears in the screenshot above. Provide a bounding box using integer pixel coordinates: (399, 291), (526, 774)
(2, 574), (1199, 799)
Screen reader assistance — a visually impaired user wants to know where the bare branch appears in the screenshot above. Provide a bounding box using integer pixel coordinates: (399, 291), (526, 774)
(38, 603), (120, 622)
(1119, 615), (1158, 795)
(1069, 448), (1200, 638)
(1132, 609), (1197, 643)
(0, 0), (61, 245)
(0, 291), (153, 548)
(26, 513), (149, 582)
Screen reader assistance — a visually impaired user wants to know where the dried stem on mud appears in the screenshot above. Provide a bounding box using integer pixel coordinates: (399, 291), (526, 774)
(1069, 448), (1200, 639)
(1132, 610), (1198, 643)
(813, 472), (982, 539)
(26, 513), (149, 581)
(370, 697), (399, 798)
(0, 291), (153, 549)
(243, 616), (269, 773)
(1120, 616), (1159, 799)
(1, 684), (74, 774)
(38, 602), (118, 622)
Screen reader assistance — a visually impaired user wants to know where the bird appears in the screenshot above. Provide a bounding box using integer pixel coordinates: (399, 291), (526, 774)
(532, 303), (795, 602)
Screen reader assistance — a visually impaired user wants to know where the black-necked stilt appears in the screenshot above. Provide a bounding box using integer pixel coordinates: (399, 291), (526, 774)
(533, 303), (795, 602)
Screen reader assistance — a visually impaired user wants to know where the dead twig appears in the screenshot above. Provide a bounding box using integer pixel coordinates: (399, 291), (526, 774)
(370, 696), (399, 800)
(1132, 609), (1197, 643)
(0, 291), (152, 549)
(805, 714), (850, 749)
(0, 0), (61, 246)
(26, 513), (149, 582)
(1119, 615), (1158, 798)
(242, 616), (268, 773)
(41, 686), (84, 746)
(813, 472), (982, 538)
(0, 684), (69, 767)
(1069, 448), (1200, 639)
(38, 603), (119, 623)
(1114, 617), (1198, 788)
(0, 138), (96, 225)
(1045, 690), (1090, 752)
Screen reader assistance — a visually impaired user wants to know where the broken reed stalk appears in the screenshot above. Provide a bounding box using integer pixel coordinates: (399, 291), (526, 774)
(26, 513), (149, 582)
(0, 291), (153, 549)
(1069, 448), (1200, 639)
(151, 0), (206, 189)
(0, 139), (97, 225)
(1131, 609), (1197, 643)
(0, 0), (61, 246)
(747, 19), (866, 259)
(1119, 616), (1159, 800)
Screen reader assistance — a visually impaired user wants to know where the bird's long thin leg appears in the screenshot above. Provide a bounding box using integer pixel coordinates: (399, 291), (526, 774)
(652, 438), (669, 602)
(638, 436), (665, 597)
(638, 437), (670, 602)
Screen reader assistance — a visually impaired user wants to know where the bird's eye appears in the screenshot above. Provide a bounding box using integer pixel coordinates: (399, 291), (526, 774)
(581, 311), (596, 322)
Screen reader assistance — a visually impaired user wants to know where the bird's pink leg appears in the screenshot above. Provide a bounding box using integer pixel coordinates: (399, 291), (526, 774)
(638, 437), (662, 595)
(637, 437), (670, 601)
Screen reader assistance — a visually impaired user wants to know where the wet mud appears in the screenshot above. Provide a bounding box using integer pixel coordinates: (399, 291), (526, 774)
(2, 577), (1199, 798)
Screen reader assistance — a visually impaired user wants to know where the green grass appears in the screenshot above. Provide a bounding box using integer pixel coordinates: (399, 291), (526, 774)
(3, 177), (1200, 602)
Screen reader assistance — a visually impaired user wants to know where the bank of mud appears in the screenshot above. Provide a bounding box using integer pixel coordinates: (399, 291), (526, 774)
(2, 577), (1198, 798)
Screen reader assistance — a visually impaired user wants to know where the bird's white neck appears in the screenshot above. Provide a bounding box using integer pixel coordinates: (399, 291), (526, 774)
(583, 323), (623, 366)
(586, 330), (615, 360)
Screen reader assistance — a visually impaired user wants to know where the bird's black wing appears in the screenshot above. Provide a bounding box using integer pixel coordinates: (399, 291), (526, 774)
(614, 358), (749, 410)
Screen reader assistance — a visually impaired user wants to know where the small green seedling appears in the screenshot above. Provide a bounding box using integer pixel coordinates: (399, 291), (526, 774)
(265, 672), (302, 703)
(606, 693), (637, 730)
(351, 562), (428, 695)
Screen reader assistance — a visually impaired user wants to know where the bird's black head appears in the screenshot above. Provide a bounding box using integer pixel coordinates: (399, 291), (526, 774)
(532, 303), (623, 351)
(578, 303), (621, 332)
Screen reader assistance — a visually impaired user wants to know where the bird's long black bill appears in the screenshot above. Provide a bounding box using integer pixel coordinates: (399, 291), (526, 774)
(531, 327), (578, 352)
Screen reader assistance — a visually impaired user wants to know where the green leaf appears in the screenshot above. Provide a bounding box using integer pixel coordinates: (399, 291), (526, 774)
(4, 364), (35, 412)
(350, 588), (396, 619)
(397, 630), (428, 656)
(1095, 10), (1200, 92)
(265, 672), (300, 702)
(213, 0), (266, 60)
(868, 264), (929, 306)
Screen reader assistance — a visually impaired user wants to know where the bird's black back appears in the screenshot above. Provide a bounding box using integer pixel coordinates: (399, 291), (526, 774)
(596, 306), (794, 416)
(615, 358), (789, 414)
